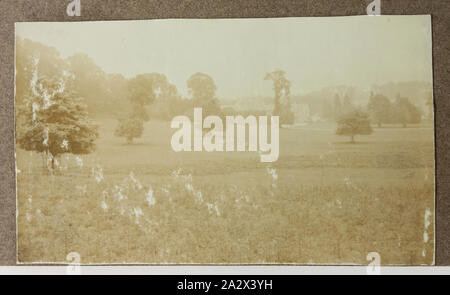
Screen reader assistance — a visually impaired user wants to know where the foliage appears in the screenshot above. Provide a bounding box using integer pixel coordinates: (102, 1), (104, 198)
(114, 118), (144, 144)
(127, 73), (180, 121)
(367, 93), (393, 127)
(264, 70), (294, 124)
(16, 119), (434, 264)
(16, 77), (98, 168)
(336, 109), (373, 142)
(393, 95), (422, 127)
(187, 72), (222, 117)
(333, 94), (342, 119)
(15, 38), (67, 107)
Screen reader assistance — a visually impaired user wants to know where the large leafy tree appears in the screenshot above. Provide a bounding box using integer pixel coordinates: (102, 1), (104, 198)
(149, 83), (187, 120)
(367, 93), (393, 127)
(127, 73), (175, 121)
(187, 72), (222, 117)
(66, 53), (109, 115)
(15, 38), (67, 107)
(336, 109), (373, 143)
(114, 73), (178, 143)
(114, 118), (144, 144)
(393, 95), (422, 127)
(106, 73), (130, 117)
(16, 76), (98, 169)
(264, 70), (294, 124)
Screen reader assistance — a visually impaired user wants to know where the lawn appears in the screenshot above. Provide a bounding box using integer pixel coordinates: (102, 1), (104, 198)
(16, 119), (435, 265)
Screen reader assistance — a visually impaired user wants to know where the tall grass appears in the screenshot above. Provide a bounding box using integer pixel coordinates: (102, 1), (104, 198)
(17, 162), (434, 264)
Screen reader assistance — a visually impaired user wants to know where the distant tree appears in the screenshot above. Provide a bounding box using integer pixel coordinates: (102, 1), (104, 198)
(149, 94), (191, 121)
(187, 72), (222, 117)
(114, 118), (144, 144)
(333, 94), (342, 119)
(106, 73), (130, 117)
(187, 72), (216, 101)
(342, 95), (354, 113)
(336, 109), (373, 143)
(66, 53), (109, 115)
(15, 38), (67, 107)
(16, 39), (66, 141)
(16, 76), (98, 169)
(127, 75), (154, 121)
(264, 70), (294, 124)
(393, 95), (422, 127)
(114, 73), (179, 143)
(146, 76), (188, 120)
(128, 73), (178, 121)
(367, 93), (393, 127)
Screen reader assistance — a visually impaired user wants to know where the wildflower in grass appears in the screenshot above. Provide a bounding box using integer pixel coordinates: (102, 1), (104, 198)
(100, 191), (108, 212)
(146, 187), (155, 206)
(129, 171), (143, 190)
(25, 195), (33, 222)
(193, 190), (203, 204)
(424, 209), (432, 229)
(267, 167), (278, 181)
(267, 167), (278, 189)
(214, 204), (220, 216)
(91, 165), (104, 183)
(133, 207), (143, 224)
(171, 168), (182, 178)
(206, 202), (221, 216)
(112, 184), (127, 201)
(75, 156), (83, 168)
(423, 231), (429, 243)
(101, 200), (108, 212)
(185, 183), (194, 192)
(343, 176), (362, 192)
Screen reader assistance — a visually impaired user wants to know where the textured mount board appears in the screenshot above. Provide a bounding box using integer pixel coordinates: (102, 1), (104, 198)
(1, 0), (449, 265)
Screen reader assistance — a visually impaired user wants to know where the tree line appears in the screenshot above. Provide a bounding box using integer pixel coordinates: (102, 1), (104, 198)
(15, 38), (225, 167)
(331, 91), (426, 142)
(15, 38), (431, 168)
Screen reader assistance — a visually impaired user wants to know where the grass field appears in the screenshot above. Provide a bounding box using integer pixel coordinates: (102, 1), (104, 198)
(16, 119), (435, 265)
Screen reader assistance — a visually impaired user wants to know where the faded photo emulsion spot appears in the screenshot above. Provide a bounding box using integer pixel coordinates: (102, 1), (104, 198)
(14, 16), (434, 265)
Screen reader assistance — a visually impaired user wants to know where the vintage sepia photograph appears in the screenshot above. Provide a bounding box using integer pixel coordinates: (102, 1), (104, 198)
(15, 16), (434, 265)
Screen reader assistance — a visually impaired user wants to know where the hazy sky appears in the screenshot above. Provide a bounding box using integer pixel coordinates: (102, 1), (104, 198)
(16, 16), (432, 98)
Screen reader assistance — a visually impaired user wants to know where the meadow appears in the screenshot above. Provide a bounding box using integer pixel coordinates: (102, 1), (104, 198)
(16, 119), (435, 265)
